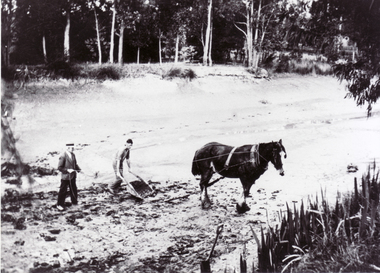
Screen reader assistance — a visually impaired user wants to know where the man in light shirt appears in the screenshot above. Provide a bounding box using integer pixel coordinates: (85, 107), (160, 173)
(109, 139), (133, 194)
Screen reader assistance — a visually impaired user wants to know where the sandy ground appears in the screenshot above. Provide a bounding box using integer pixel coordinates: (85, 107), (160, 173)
(1, 65), (380, 272)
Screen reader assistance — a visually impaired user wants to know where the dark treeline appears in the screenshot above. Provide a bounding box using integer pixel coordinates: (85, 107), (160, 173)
(2, 0), (374, 66)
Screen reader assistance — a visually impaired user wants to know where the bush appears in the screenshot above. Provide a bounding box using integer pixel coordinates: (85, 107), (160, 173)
(182, 68), (197, 81)
(46, 61), (81, 80)
(275, 54), (291, 73)
(162, 67), (197, 81)
(164, 67), (183, 79)
(274, 54), (333, 75)
(93, 66), (121, 81)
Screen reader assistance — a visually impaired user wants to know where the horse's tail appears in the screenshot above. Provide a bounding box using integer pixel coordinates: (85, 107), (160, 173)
(191, 151), (201, 176)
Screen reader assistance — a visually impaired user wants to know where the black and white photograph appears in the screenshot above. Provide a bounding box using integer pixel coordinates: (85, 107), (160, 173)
(1, 0), (380, 272)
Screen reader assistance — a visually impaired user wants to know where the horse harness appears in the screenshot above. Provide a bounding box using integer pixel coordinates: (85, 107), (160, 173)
(223, 144), (266, 170)
(206, 144), (268, 187)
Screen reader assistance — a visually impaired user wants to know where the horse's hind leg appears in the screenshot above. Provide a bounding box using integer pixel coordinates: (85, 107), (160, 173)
(200, 168), (213, 209)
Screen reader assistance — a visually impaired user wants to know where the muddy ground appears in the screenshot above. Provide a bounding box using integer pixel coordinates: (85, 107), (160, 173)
(1, 65), (380, 272)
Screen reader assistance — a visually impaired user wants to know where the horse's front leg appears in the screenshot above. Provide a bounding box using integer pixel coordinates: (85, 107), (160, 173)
(236, 178), (254, 213)
(200, 168), (213, 209)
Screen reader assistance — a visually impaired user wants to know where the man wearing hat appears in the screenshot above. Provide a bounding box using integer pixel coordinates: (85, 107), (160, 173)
(57, 143), (81, 211)
(109, 139), (133, 194)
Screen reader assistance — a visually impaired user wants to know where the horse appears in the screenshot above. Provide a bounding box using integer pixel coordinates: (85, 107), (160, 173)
(191, 139), (287, 213)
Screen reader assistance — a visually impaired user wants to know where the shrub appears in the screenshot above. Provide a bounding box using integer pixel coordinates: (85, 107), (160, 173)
(162, 67), (197, 81)
(182, 68), (197, 81)
(94, 66), (121, 81)
(275, 54), (291, 73)
(164, 67), (183, 79)
(46, 61), (80, 80)
(274, 54), (333, 75)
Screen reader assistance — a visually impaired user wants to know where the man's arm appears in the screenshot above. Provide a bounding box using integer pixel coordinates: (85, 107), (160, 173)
(74, 155), (81, 172)
(115, 150), (124, 179)
(126, 159), (131, 172)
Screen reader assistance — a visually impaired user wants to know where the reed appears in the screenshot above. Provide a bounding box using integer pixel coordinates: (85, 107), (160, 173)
(255, 162), (380, 272)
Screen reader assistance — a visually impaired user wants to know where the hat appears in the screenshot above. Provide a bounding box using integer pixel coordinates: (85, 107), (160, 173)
(66, 143), (74, 146)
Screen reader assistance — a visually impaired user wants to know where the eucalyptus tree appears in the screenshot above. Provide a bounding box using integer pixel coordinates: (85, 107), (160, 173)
(1, 0), (17, 66)
(89, 0), (109, 64)
(308, 0), (380, 115)
(3, 0), (63, 64)
(116, 0), (146, 64)
(202, 0), (212, 65)
(62, 0), (90, 62)
(127, 1), (155, 63)
(11, 0), (94, 64)
(155, 0), (195, 64)
(233, 0), (286, 68)
(109, 0), (116, 63)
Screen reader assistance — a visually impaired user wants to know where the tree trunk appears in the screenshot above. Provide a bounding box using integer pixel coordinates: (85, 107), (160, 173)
(118, 19), (125, 65)
(159, 29), (162, 65)
(203, 0), (212, 66)
(137, 47), (140, 64)
(5, 40), (10, 66)
(208, 18), (213, 66)
(64, 9), (70, 62)
(246, 1), (253, 67)
(252, 0), (262, 69)
(94, 8), (102, 65)
(1, 1), (16, 66)
(109, 4), (116, 63)
(174, 34), (179, 63)
(42, 33), (47, 64)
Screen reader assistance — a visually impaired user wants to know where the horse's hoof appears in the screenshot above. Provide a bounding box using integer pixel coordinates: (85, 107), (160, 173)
(236, 203), (250, 214)
(202, 202), (212, 210)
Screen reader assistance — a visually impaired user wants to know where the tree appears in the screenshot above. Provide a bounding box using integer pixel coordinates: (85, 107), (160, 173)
(234, 0), (285, 68)
(1, 0), (17, 66)
(109, 0), (116, 63)
(309, 0), (380, 115)
(91, 0), (103, 64)
(128, 4), (155, 64)
(116, 0), (143, 65)
(64, 1), (71, 62)
(202, 0), (212, 65)
(155, 0), (194, 64)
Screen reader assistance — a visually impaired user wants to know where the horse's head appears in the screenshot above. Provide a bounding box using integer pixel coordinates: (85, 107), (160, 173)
(270, 139), (287, 176)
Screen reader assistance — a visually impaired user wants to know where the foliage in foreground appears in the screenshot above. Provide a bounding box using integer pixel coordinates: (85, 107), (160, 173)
(1, 80), (34, 186)
(256, 163), (380, 273)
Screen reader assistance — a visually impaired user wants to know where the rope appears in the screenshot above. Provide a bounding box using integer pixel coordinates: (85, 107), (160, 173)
(193, 144), (269, 164)
(192, 151), (251, 163)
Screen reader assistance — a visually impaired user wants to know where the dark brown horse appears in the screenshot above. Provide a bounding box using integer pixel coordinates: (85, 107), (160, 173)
(192, 140), (287, 213)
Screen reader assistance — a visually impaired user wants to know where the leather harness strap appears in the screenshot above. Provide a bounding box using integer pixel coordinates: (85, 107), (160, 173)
(250, 144), (260, 168)
(224, 146), (238, 168)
